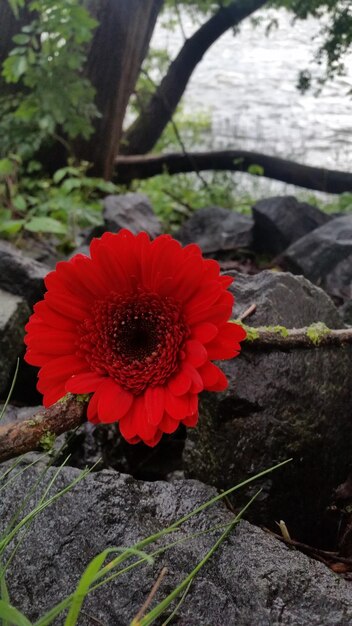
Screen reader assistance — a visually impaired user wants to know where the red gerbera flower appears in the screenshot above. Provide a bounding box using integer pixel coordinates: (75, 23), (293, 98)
(24, 229), (246, 446)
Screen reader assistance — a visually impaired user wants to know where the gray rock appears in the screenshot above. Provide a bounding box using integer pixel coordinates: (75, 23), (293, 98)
(341, 300), (352, 326)
(184, 271), (352, 542)
(281, 215), (352, 301)
(175, 206), (253, 255)
(0, 289), (30, 394)
(103, 193), (162, 238)
(2, 464), (352, 625)
(252, 196), (330, 257)
(232, 270), (343, 328)
(0, 240), (48, 307)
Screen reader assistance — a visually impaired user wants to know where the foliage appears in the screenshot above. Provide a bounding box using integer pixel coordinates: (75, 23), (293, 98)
(269, 0), (352, 89)
(0, 158), (117, 244)
(0, 0), (98, 160)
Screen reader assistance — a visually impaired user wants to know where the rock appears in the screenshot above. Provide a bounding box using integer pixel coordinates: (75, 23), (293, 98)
(102, 193), (162, 238)
(2, 464), (352, 625)
(184, 271), (352, 543)
(341, 300), (352, 326)
(233, 270), (343, 328)
(0, 240), (48, 307)
(280, 215), (352, 301)
(0, 289), (30, 395)
(175, 206), (253, 255)
(252, 196), (330, 257)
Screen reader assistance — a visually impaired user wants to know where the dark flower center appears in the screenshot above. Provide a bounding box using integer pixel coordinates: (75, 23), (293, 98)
(77, 292), (189, 394)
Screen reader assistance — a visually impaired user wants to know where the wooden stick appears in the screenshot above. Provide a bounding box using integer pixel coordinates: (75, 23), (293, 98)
(0, 395), (86, 464)
(242, 326), (352, 351)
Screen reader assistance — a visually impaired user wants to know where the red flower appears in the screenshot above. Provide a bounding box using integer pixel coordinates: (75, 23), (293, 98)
(24, 230), (246, 446)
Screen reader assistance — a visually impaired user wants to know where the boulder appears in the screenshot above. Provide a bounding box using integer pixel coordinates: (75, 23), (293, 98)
(252, 196), (330, 257)
(2, 464), (352, 625)
(102, 193), (162, 238)
(0, 240), (48, 307)
(175, 206), (253, 255)
(0, 289), (30, 395)
(280, 215), (352, 301)
(184, 271), (352, 543)
(341, 300), (352, 326)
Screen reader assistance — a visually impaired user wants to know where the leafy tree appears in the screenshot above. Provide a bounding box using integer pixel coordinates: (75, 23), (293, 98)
(0, 0), (351, 181)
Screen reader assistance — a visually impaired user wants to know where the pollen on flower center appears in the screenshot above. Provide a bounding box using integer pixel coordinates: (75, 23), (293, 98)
(77, 291), (189, 395)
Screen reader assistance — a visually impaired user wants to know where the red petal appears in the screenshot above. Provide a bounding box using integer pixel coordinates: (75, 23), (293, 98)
(159, 413), (180, 434)
(65, 372), (106, 394)
(217, 322), (247, 343)
(97, 380), (133, 422)
(42, 384), (66, 407)
(184, 340), (208, 367)
(164, 389), (190, 421)
(206, 368), (228, 391)
(183, 363), (204, 393)
(32, 301), (76, 331)
(191, 322), (218, 344)
(87, 388), (101, 423)
(144, 386), (165, 426)
(198, 361), (223, 388)
(182, 412), (199, 427)
(38, 355), (87, 382)
(143, 430), (163, 447)
(168, 370), (191, 396)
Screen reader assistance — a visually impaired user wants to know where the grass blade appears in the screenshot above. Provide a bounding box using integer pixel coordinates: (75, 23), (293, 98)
(0, 360), (19, 422)
(135, 491), (260, 626)
(0, 601), (33, 626)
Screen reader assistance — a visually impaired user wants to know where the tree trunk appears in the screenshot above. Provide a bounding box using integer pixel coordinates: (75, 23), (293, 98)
(114, 150), (352, 194)
(121, 0), (269, 156)
(74, 0), (164, 179)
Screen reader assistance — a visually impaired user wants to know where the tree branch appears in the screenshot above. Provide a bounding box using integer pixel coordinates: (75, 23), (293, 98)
(114, 150), (352, 194)
(242, 326), (352, 351)
(121, 0), (269, 155)
(0, 395), (86, 464)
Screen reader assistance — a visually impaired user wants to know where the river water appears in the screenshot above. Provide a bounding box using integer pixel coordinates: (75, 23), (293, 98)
(152, 8), (352, 198)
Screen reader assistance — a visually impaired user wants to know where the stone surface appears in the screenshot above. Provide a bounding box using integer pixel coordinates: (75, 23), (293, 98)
(2, 464), (352, 626)
(175, 206), (253, 255)
(341, 300), (352, 326)
(252, 196), (330, 257)
(280, 214), (352, 301)
(184, 271), (352, 543)
(102, 193), (162, 238)
(0, 240), (48, 307)
(0, 289), (30, 395)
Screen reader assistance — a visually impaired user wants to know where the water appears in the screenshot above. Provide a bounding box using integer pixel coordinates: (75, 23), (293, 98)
(152, 8), (352, 198)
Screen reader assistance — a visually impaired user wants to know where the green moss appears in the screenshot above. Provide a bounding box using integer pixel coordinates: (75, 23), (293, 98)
(267, 325), (289, 337)
(306, 322), (330, 345)
(76, 393), (91, 403)
(39, 431), (56, 452)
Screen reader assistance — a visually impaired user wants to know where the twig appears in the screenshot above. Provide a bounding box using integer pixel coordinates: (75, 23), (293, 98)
(0, 395), (87, 464)
(238, 304), (256, 321)
(131, 567), (168, 625)
(242, 326), (352, 351)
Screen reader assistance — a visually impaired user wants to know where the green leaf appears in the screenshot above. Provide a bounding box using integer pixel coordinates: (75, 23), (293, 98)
(0, 159), (15, 177)
(247, 164), (264, 176)
(2, 55), (28, 82)
(0, 220), (25, 235)
(12, 34), (31, 45)
(13, 195), (27, 211)
(0, 601), (32, 626)
(25, 217), (67, 235)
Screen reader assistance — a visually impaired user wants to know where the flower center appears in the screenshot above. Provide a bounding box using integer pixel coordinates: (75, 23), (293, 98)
(77, 292), (189, 394)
